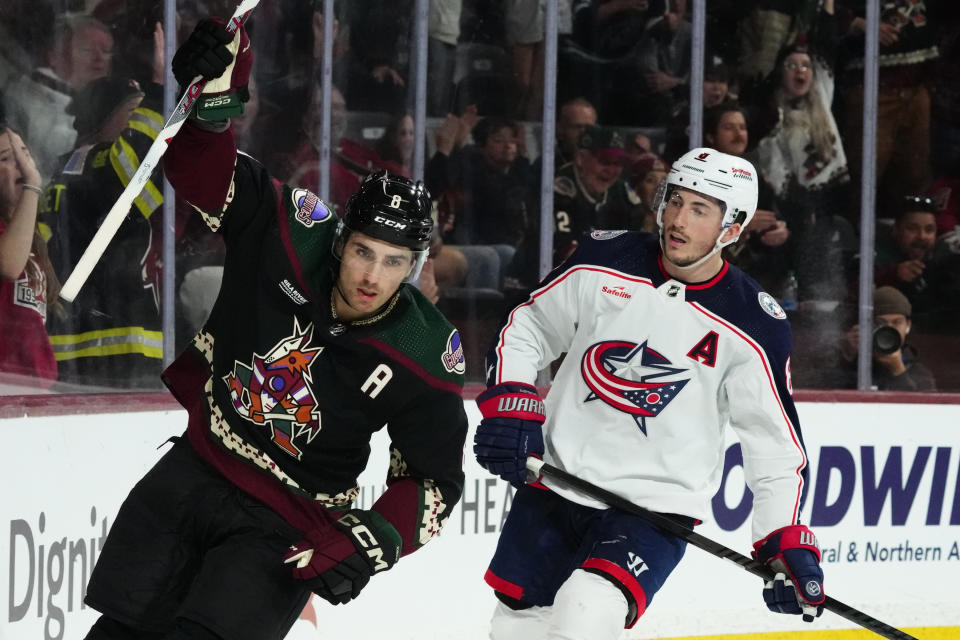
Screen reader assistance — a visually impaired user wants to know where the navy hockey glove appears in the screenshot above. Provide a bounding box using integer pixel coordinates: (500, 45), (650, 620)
(172, 18), (253, 121)
(474, 382), (545, 486)
(283, 509), (401, 605)
(752, 524), (825, 622)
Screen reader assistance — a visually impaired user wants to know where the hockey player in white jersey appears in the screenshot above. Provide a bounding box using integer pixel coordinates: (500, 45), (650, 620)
(474, 148), (825, 639)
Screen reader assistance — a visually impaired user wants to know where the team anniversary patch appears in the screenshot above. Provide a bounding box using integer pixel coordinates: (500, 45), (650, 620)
(441, 330), (466, 375)
(291, 188), (332, 227)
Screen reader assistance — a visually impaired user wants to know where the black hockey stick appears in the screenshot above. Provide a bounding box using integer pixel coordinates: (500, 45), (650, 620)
(526, 458), (918, 640)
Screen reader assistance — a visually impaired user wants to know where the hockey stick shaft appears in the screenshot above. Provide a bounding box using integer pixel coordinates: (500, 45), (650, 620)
(526, 458), (918, 640)
(59, 0), (260, 302)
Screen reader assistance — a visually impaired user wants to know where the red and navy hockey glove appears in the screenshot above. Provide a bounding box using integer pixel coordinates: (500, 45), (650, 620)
(283, 509), (401, 605)
(474, 382), (545, 486)
(172, 18), (253, 121)
(752, 524), (825, 622)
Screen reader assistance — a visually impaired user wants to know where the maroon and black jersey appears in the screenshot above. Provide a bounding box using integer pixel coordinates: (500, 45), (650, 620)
(163, 122), (467, 554)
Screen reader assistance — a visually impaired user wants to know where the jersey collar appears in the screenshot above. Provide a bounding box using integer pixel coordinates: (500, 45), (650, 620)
(655, 251), (730, 289)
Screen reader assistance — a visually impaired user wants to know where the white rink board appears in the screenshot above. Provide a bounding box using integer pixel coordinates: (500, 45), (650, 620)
(2, 401), (959, 640)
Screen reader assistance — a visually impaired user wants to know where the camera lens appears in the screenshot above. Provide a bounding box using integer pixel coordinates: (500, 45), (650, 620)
(872, 324), (902, 355)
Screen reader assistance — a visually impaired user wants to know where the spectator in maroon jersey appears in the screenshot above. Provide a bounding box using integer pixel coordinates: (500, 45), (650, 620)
(0, 124), (58, 387)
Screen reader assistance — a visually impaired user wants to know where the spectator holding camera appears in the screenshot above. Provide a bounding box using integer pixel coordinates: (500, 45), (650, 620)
(816, 287), (935, 391)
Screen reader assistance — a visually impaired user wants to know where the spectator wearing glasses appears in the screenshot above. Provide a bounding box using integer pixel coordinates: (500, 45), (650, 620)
(875, 196), (960, 333)
(4, 14), (113, 181)
(751, 42), (857, 303)
(753, 43), (850, 218)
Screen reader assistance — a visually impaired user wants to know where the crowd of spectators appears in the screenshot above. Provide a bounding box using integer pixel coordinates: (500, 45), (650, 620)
(1, 0), (958, 393)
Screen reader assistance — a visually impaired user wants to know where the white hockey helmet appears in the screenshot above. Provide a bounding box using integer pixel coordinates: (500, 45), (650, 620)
(655, 147), (759, 250)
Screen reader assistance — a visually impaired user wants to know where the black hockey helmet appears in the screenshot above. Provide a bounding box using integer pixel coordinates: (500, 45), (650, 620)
(333, 170), (433, 281)
(339, 170), (433, 251)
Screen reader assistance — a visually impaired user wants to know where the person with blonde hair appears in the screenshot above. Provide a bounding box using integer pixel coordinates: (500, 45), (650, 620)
(752, 42), (858, 303)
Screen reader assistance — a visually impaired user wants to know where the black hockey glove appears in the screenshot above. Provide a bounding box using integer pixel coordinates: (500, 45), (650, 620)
(283, 509), (401, 605)
(474, 382), (545, 486)
(752, 524), (825, 622)
(172, 18), (252, 121)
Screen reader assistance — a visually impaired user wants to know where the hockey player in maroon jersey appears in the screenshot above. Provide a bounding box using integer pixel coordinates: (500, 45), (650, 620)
(474, 147), (825, 639)
(82, 19), (467, 640)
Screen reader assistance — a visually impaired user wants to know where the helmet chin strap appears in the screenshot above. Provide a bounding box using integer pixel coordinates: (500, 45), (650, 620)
(658, 229), (725, 273)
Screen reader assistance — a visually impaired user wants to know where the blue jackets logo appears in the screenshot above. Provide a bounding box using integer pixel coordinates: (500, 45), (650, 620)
(580, 340), (689, 435)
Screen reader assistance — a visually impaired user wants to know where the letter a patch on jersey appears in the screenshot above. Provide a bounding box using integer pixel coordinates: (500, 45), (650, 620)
(687, 331), (719, 367)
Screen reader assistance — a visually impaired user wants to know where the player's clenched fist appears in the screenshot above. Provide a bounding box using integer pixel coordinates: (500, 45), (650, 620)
(284, 509), (401, 605)
(752, 524), (825, 622)
(172, 18), (253, 121)
(474, 382), (545, 486)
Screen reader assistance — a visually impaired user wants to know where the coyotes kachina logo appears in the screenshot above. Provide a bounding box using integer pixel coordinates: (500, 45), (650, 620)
(225, 319), (323, 459)
(581, 340), (690, 435)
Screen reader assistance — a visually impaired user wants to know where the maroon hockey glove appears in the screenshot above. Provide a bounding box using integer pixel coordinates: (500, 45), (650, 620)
(172, 18), (253, 121)
(283, 509), (401, 605)
(752, 524), (825, 622)
(474, 382), (545, 486)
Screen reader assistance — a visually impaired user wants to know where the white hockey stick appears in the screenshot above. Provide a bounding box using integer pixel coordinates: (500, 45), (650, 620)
(59, 0), (261, 302)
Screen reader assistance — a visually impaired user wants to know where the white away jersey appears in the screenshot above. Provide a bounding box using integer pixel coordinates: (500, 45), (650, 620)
(487, 231), (809, 543)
